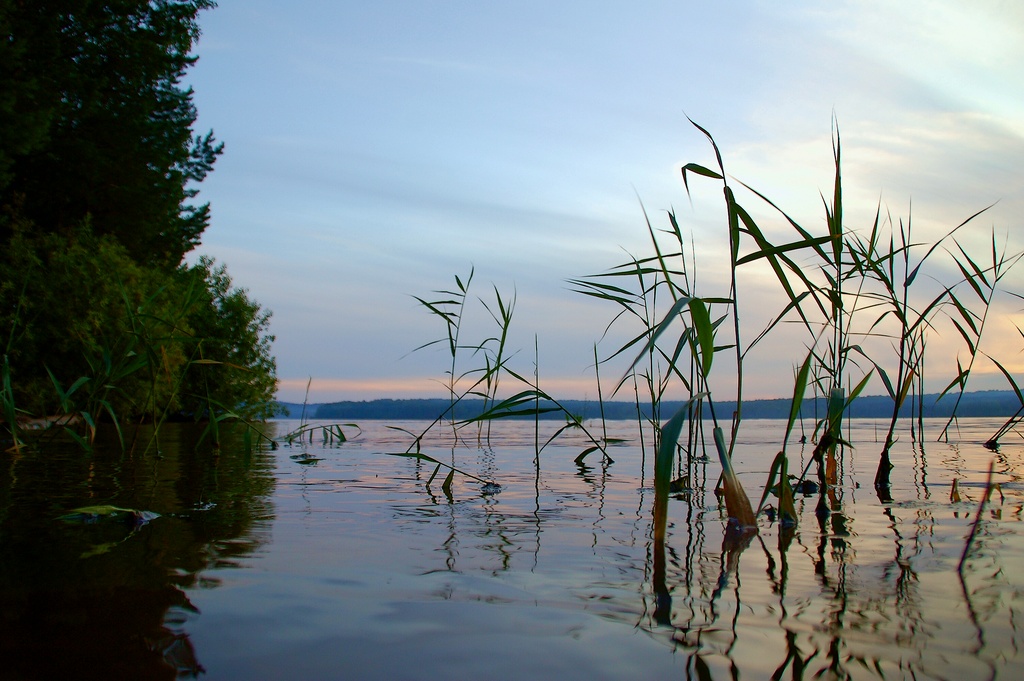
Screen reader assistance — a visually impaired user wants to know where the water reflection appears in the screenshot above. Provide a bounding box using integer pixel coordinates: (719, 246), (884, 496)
(635, 420), (1023, 678)
(5, 419), (1024, 678)
(0, 424), (275, 680)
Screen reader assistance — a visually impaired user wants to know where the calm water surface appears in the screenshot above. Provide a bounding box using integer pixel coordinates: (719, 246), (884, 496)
(2, 418), (1022, 679)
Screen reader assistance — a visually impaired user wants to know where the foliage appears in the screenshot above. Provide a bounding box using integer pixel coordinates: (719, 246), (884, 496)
(176, 256), (278, 421)
(0, 224), (276, 443)
(0, 0), (222, 268)
(0, 1), (278, 447)
(0, 222), (177, 418)
(579, 118), (1022, 529)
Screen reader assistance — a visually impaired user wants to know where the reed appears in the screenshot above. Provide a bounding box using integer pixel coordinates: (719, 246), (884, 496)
(477, 284), (517, 442)
(985, 358), (1024, 448)
(675, 121), (1020, 496)
(584, 117), (1023, 529)
(841, 203), (990, 489)
(586, 120), (840, 530)
(407, 271), (609, 478)
(937, 231), (1024, 442)
(410, 268), (475, 431)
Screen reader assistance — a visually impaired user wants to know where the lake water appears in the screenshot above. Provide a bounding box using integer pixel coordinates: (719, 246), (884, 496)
(2, 417), (1022, 679)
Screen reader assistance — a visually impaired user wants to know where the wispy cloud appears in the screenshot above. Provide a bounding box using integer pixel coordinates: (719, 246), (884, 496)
(188, 0), (1024, 404)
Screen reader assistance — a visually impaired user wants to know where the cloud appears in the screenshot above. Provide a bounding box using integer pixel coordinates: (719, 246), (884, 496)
(186, 1), (1024, 406)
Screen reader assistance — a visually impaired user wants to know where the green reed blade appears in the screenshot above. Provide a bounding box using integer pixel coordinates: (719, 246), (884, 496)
(441, 469), (455, 497)
(713, 425), (757, 529)
(734, 232), (838, 267)
(617, 296), (693, 386)
(745, 291), (811, 355)
(574, 446), (601, 465)
(388, 451), (493, 487)
(874, 363), (897, 401)
(904, 205), (992, 287)
(689, 298), (715, 378)
(653, 401), (698, 542)
(681, 162), (724, 188)
(829, 119), (844, 261)
(985, 354), (1024, 405)
(955, 241), (991, 291)
(758, 452), (796, 526)
(685, 116), (726, 177)
(757, 451), (786, 513)
(725, 186), (741, 262)
(949, 318), (977, 354)
(426, 463), (441, 486)
(952, 257), (987, 302)
(730, 201), (819, 332)
(937, 358), (967, 396)
(784, 352), (813, 447)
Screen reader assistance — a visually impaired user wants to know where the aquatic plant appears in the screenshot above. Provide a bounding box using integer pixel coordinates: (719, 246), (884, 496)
(657, 120), (1019, 503)
(937, 232), (1024, 441)
(410, 267), (475, 431)
(585, 120), (838, 530)
(407, 271), (608, 469)
(0, 236), (278, 453)
(985, 356), (1024, 448)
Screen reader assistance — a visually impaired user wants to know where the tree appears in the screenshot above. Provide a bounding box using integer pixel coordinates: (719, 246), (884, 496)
(0, 2), (279, 436)
(176, 257), (278, 421)
(0, 0), (222, 268)
(0, 221), (187, 418)
(0, 225), (276, 424)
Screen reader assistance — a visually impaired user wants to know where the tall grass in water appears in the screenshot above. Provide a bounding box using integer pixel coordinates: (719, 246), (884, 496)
(585, 118), (1023, 529)
(571, 203), (715, 484)
(410, 268), (476, 435)
(584, 120), (838, 532)
(407, 270), (608, 472)
(845, 207), (980, 490)
(936, 233), (1024, 443)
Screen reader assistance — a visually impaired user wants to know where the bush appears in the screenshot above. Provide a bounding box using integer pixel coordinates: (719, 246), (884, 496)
(0, 222), (276, 427)
(174, 256), (278, 421)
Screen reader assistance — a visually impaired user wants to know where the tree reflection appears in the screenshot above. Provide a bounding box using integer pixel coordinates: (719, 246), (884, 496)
(0, 423), (275, 680)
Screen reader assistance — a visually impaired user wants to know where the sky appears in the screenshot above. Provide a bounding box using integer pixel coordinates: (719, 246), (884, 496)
(184, 0), (1024, 404)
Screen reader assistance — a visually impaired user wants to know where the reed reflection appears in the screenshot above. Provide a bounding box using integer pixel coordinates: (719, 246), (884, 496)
(640, 429), (1013, 678)
(276, 419), (1024, 678)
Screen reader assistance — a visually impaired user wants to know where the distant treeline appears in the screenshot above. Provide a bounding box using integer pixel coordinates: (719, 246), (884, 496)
(276, 390), (1022, 421)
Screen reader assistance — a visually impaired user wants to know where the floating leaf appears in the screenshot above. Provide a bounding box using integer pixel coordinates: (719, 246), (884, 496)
(58, 505), (159, 525)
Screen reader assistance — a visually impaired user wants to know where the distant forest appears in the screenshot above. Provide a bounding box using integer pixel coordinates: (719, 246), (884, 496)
(277, 390), (1022, 421)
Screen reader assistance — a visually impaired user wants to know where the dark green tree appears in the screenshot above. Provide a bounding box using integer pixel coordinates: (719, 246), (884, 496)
(0, 1), (278, 437)
(0, 221), (185, 418)
(176, 256), (278, 421)
(0, 225), (277, 425)
(0, 0), (222, 267)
